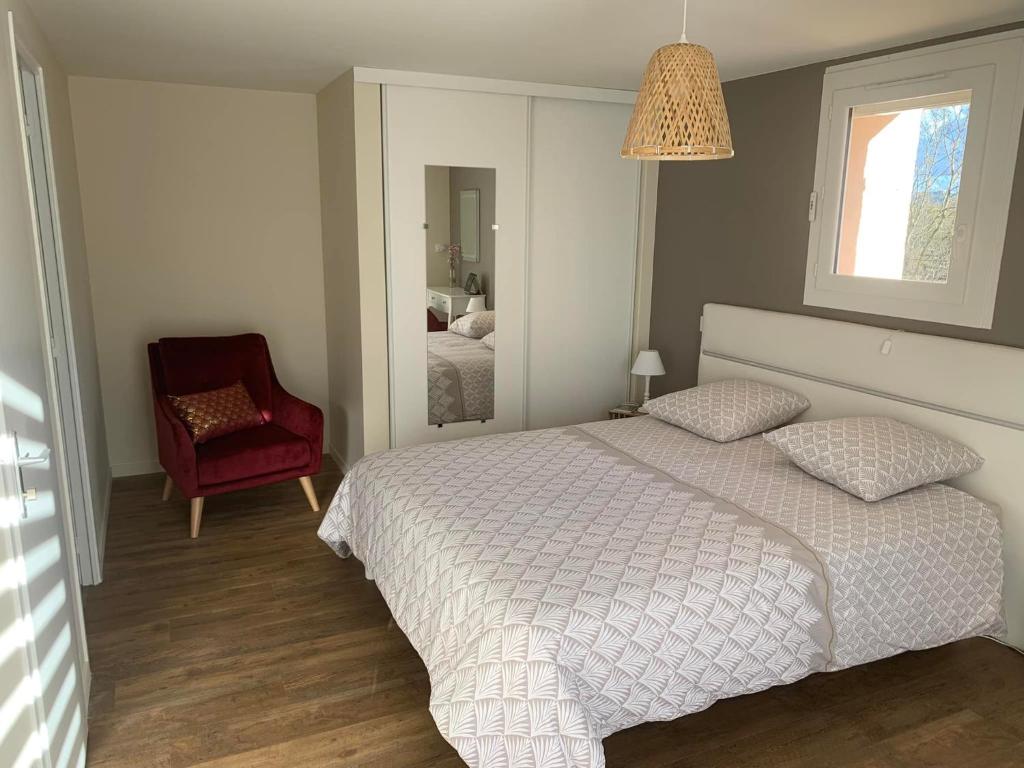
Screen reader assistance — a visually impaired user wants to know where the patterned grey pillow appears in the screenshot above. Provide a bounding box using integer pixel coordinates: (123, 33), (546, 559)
(764, 416), (983, 502)
(645, 379), (809, 442)
(449, 310), (495, 339)
(480, 331), (495, 350)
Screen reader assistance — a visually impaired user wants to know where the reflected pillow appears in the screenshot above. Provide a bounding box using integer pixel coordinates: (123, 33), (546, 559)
(481, 331), (495, 350)
(167, 381), (263, 444)
(646, 379), (809, 442)
(764, 416), (983, 501)
(450, 310), (495, 339)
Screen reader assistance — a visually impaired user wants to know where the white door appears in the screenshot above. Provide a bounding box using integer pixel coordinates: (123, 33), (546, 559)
(385, 85), (528, 447)
(525, 97), (642, 428)
(16, 55), (102, 587)
(0, 44), (90, 768)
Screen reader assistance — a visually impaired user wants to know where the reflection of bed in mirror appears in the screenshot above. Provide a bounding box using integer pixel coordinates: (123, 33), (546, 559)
(427, 330), (494, 425)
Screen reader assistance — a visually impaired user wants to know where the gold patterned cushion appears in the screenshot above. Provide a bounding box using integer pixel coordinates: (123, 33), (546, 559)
(167, 381), (263, 444)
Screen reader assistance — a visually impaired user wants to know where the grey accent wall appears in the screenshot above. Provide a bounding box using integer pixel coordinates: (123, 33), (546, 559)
(649, 24), (1024, 395)
(450, 166), (497, 309)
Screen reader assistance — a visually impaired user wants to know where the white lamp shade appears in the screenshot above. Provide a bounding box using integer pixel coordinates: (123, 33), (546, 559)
(631, 350), (666, 376)
(466, 296), (486, 313)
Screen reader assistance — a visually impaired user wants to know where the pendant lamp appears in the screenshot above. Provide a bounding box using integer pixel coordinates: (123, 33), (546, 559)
(621, 0), (733, 160)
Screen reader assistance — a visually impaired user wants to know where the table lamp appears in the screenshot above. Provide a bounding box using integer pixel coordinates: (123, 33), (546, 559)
(631, 350), (665, 410)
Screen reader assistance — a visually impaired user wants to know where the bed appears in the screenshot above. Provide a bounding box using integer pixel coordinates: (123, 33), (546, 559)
(318, 304), (1020, 768)
(428, 330), (494, 425)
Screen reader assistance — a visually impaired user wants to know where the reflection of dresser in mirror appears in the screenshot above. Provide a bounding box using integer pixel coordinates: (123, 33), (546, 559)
(426, 286), (486, 325)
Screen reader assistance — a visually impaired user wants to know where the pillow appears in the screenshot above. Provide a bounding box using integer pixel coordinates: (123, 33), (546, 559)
(481, 331), (495, 350)
(449, 310), (495, 339)
(764, 416), (983, 501)
(167, 381), (263, 444)
(645, 379), (809, 442)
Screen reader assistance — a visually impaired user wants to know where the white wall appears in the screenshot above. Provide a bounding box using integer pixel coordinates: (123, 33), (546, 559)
(351, 82), (390, 459)
(316, 74), (389, 470)
(317, 71), (363, 468)
(68, 77), (328, 476)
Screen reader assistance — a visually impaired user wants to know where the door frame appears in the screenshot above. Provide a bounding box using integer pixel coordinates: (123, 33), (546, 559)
(11, 24), (104, 588)
(7, 11), (91, 705)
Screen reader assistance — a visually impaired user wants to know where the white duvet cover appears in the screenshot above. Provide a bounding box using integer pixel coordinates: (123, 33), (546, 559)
(318, 416), (1004, 767)
(428, 331), (494, 425)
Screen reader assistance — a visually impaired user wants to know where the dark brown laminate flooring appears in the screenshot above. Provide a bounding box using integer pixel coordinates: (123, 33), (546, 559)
(85, 463), (1024, 767)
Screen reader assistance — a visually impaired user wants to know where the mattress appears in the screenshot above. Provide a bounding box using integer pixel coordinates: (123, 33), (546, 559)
(427, 331), (494, 425)
(318, 416), (1004, 767)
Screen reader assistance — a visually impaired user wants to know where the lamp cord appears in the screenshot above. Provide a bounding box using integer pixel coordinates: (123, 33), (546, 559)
(680, 0), (689, 43)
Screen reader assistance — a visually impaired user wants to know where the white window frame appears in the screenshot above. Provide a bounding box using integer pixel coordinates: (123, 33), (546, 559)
(804, 31), (1024, 328)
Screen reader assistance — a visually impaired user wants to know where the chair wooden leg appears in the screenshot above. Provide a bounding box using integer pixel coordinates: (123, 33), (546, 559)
(161, 474), (174, 502)
(298, 476), (320, 513)
(189, 497), (204, 539)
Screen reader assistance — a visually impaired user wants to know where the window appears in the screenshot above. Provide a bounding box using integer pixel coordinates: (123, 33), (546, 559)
(804, 32), (1024, 328)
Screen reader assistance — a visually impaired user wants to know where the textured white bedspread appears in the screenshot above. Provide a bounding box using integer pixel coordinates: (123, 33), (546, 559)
(427, 331), (494, 425)
(317, 417), (1004, 767)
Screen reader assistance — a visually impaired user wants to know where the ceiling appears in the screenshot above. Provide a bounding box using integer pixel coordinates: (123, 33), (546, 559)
(26, 0), (1024, 93)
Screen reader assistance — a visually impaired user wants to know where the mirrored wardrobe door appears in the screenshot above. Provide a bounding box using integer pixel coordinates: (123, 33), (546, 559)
(425, 167), (496, 429)
(385, 85), (527, 448)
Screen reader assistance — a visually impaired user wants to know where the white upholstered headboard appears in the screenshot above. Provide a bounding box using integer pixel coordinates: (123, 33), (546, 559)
(698, 303), (1024, 648)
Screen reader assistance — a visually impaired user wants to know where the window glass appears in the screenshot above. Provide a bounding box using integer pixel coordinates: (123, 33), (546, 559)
(835, 91), (971, 284)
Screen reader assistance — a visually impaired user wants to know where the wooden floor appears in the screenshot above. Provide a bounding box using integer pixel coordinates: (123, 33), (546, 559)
(85, 463), (1024, 767)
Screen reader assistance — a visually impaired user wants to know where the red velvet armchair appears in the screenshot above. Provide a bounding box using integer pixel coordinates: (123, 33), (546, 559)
(148, 334), (323, 538)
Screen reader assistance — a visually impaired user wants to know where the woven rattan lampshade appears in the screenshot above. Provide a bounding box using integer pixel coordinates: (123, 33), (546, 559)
(621, 41), (733, 160)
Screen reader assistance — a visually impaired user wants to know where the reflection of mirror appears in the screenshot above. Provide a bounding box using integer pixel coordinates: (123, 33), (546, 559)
(459, 189), (480, 262)
(425, 166), (496, 427)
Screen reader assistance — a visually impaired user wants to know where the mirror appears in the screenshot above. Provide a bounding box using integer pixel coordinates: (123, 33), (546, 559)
(424, 166), (496, 427)
(459, 189), (480, 262)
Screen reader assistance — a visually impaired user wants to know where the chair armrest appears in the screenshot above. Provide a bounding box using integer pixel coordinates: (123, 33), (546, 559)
(154, 395), (199, 494)
(272, 387), (324, 453)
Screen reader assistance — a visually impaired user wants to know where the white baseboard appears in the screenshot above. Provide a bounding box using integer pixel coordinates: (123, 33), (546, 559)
(95, 467), (112, 581)
(328, 445), (349, 475)
(110, 459), (162, 477)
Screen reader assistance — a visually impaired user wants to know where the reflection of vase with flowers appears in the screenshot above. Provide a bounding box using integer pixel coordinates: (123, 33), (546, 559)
(446, 243), (461, 289)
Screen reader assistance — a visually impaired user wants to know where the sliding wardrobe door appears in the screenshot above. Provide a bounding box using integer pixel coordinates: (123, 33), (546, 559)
(526, 97), (641, 429)
(385, 86), (528, 447)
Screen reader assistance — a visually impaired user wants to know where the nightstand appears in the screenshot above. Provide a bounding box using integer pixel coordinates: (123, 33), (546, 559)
(426, 286), (486, 325)
(609, 406), (644, 420)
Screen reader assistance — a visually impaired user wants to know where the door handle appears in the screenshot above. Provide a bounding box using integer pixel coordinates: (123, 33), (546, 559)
(12, 432), (48, 514)
(15, 449), (50, 467)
